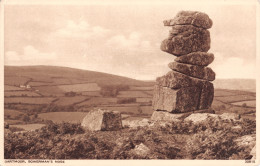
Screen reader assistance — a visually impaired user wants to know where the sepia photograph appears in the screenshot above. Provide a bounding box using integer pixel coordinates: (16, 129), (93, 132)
(0, 0), (259, 165)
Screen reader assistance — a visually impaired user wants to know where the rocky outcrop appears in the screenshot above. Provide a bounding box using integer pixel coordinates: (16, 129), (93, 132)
(81, 109), (122, 131)
(152, 11), (215, 117)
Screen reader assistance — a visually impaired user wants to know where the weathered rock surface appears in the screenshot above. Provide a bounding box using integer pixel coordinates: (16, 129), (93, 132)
(81, 109), (122, 131)
(161, 25), (210, 56)
(174, 52), (214, 66)
(235, 135), (256, 150)
(168, 61), (215, 81)
(156, 70), (196, 89)
(152, 85), (201, 113)
(220, 113), (240, 121)
(198, 81), (214, 110)
(122, 119), (150, 128)
(130, 143), (150, 158)
(184, 113), (219, 124)
(151, 109), (214, 122)
(154, 71), (214, 112)
(151, 111), (183, 122)
(163, 11), (213, 29)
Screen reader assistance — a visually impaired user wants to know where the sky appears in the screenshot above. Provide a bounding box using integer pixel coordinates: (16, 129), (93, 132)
(4, 2), (257, 80)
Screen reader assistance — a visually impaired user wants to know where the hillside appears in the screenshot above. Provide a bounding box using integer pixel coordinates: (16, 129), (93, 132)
(4, 65), (154, 87)
(214, 79), (256, 92)
(4, 65), (256, 127)
(4, 65), (256, 91)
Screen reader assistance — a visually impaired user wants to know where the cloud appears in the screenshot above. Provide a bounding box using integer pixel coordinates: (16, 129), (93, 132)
(211, 54), (256, 79)
(106, 32), (151, 50)
(5, 45), (57, 65)
(55, 20), (110, 39)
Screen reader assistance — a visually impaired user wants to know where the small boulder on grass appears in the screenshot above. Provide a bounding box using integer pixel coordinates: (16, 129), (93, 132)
(219, 113), (240, 121)
(184, 113), (219, 124)
(81, 109), (122, 131)
(130, 143), (150, 158)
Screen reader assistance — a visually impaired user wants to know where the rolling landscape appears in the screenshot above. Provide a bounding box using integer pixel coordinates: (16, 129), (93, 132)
(4, 65), (256, 132)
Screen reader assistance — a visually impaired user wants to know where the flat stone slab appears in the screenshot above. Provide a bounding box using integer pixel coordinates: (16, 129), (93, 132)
(161, 25), (210, 56)
(163, 11), (213, 29)
(174, 52), (214, 66)
(81, 109), (122, 131)
(152, 85), (201, 113)
(168, 61), (215, 81)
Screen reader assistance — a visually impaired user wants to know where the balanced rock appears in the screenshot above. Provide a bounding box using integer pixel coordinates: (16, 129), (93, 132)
(152, 10), (215, 115)
(161, 25), (210, 56)
(168, 62), (215, 81)
(174, 52), (214, 66)
(163, 11), (213, 29)
(81, 109), (122, 131)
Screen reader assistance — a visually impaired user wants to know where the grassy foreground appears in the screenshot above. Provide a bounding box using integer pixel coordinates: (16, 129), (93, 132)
(4, 117), (255, 160)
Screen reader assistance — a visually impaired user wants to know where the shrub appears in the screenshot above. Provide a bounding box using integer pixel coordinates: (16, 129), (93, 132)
(117, 98), (136, 104)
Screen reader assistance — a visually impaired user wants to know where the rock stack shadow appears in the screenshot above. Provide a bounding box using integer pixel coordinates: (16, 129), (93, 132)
(152, 11), (215, 120)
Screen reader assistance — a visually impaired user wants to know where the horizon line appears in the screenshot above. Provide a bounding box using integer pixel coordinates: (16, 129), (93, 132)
(4, 64), (256, 81)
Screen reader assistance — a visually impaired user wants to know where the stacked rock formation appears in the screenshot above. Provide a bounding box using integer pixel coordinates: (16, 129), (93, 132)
(152, 11), (215, 114)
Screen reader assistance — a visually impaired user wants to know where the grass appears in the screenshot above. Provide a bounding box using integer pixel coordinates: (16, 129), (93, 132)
(4, 97), (56, 104)
(38, 112), (88, 123)
(4, 109), (25, 119)
(231, 100), (256, 108)
(117, 91), (152, 98)
(58, 83), (101, 92)
(10, 124), (45, 131)
(35, 86), (64, 96)
(215, 95), (255, 103)
(4, 76), (30, 86)
(4, 85), (23, 91)
(28, 81), (54, 87)
(77, 97), (117, 106)
(54, 96), (89, 106)
(129, 86), (154, 91)
(4, 91), (41, 97)
(136, 98), (152, 103)
(81, 91), (101, 97)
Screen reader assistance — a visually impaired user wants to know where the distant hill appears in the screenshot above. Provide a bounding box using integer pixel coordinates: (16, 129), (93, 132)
(4, 65), (154, 87)
(4, 66), (256, 92)
(214, 79), (256, 92)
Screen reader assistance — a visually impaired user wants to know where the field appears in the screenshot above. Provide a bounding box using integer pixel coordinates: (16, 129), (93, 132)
(214, 95), (255, 103)
(58, 83), (101, 92)
(38, 112), (88, 123)
(231, 100), (256, 107)
(117, 91), (152, 98)
(4, 91), (41, 97)
(4, 97), (56, 104)
(77, 97), (118, 106)
(81, 91), (101, 97)
(4, 109), (25, 119)
(4, 76), (30, 86)
(4, 85), (24, 91)
(54, 96), (89, 106)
